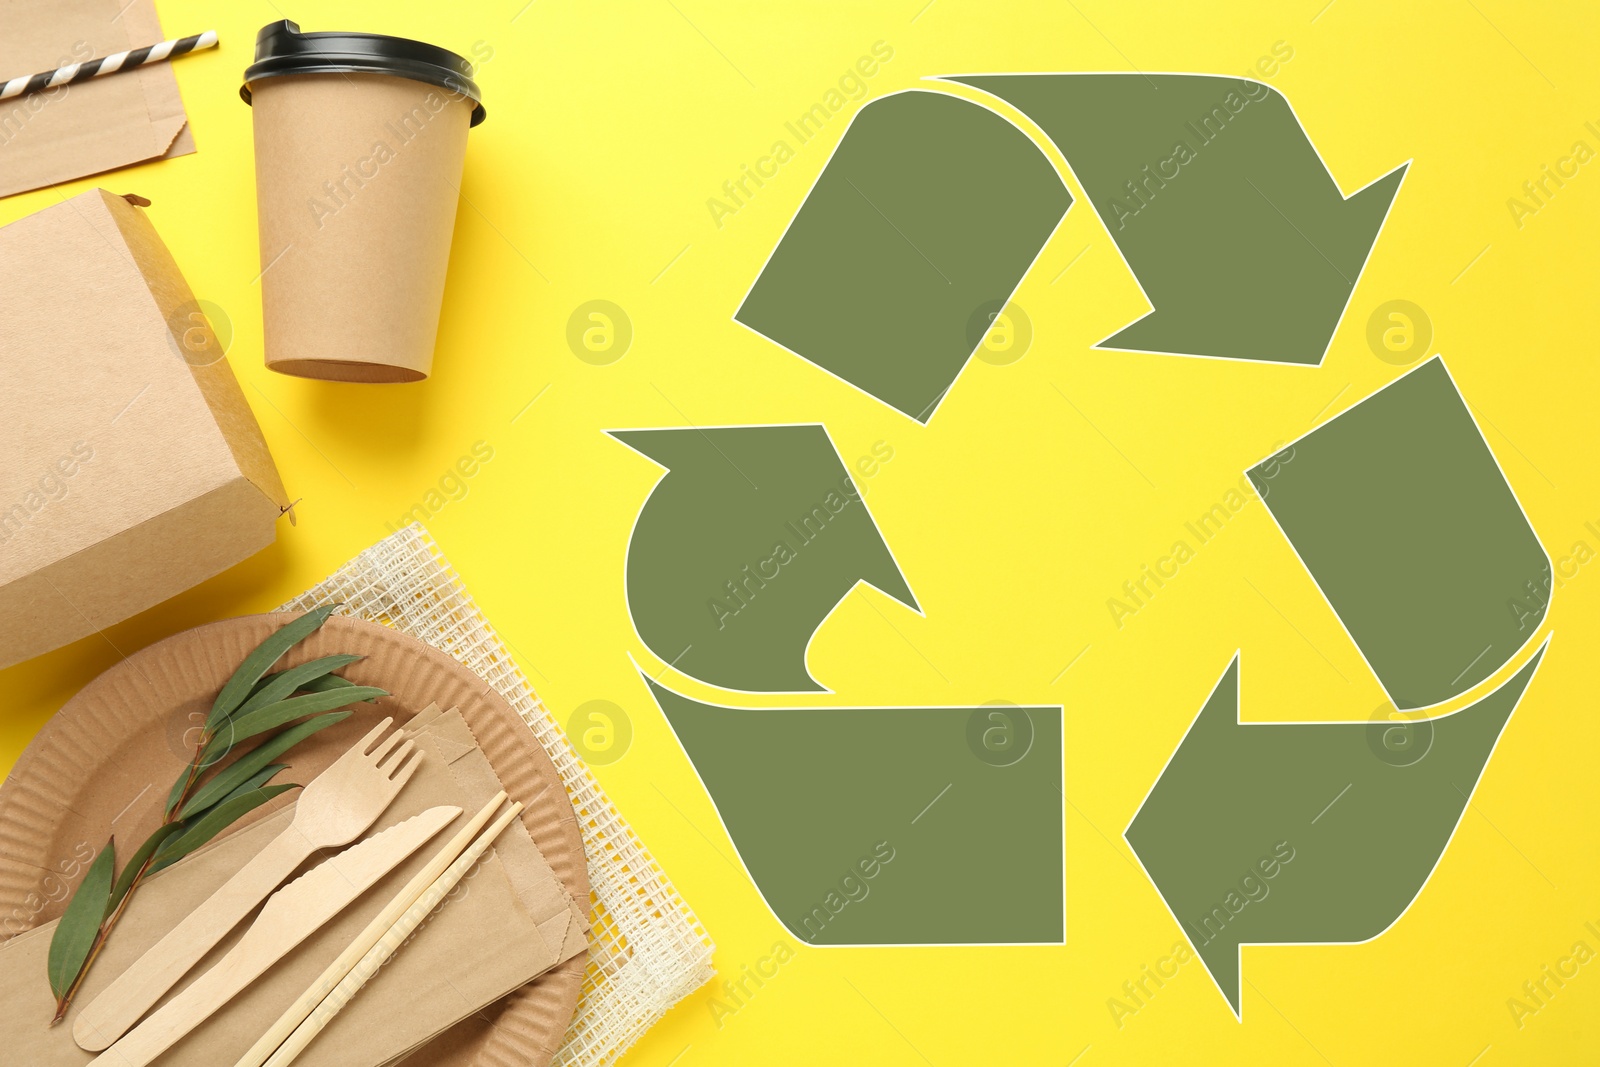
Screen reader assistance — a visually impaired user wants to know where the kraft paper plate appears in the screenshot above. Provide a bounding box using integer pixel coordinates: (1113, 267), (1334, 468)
(0, 614), (588, 1067)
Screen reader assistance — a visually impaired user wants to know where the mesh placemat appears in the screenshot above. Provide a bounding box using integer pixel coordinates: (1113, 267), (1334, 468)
(278, 525), (714, 1067)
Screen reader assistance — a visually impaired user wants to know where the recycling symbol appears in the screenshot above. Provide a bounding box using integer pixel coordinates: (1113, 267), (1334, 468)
(609, 74), (1553, 1010)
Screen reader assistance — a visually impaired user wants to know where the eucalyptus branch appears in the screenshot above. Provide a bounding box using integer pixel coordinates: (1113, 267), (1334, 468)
(45, 607), (378, 1022)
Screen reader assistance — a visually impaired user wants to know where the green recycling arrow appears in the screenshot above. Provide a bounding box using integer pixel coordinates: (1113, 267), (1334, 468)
(1249, 357), (1551, 710)
(610, 424), (917, 693)
(643, 675), (1064, 945)
(736, 89), (1071, 422)
(1126, 640), (1547, 1017)
(950, 73), (1407, 364)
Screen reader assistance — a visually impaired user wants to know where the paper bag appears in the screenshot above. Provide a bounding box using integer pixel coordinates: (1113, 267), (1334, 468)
(0, 0), (197, 199)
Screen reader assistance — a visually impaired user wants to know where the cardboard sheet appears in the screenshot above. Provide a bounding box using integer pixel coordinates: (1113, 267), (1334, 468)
(0, 0), (197, 198)
(0, 711), (586, 1065)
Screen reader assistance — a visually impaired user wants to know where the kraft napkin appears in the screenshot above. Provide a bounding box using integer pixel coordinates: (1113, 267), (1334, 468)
(0, 0), (197, 199)
(0, 710), (586, 1065)
(408, 708), (590, 964)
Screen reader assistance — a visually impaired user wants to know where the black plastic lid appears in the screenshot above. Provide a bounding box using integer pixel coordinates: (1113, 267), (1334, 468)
(240, 20), (485, 126)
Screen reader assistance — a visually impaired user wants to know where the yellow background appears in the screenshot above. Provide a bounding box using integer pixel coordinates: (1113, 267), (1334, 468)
(3, 1), (1598, 1063)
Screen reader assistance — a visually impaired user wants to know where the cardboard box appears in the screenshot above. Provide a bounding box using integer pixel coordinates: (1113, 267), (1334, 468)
(0, 189), (288, 668)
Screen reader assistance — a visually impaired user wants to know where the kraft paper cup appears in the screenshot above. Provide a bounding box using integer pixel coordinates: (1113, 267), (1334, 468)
(242, 21), (486, 383)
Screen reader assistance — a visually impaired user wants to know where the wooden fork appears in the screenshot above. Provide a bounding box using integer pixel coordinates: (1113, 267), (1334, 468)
(73, 718), (423, 1052)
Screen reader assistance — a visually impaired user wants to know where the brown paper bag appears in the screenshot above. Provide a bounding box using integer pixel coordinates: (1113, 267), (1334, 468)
(0, 0), (196, 199)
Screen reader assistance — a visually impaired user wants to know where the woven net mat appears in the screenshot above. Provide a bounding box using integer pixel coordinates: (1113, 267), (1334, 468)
(278, 524), (714, 1067)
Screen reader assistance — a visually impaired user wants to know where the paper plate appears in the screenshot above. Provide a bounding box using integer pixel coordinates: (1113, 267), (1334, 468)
(0, 613), (588, 1067)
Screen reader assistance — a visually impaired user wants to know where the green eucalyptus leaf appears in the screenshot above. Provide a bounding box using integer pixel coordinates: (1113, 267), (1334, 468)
(297, 673), (377, 698)
(186, 764), (288, 825)
(47, 839), (115, 999)
(199, 687), (385, 768)
(107, 825), (184, 913)
(152, 785), (299, 872)
(215, 771), (291, 806)
(164, 763), (193, 818)
(232, 654), (362, 722)
(204, 606), (339, 732)
(178, 711), (351, 822)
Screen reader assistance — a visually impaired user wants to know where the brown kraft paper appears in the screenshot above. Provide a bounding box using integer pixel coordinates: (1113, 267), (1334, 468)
(0, 0), (197, 199)
(250, 72), (471, 382)
(0, 189), (287, 669)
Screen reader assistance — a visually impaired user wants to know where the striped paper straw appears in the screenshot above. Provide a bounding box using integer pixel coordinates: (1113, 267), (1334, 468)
(0, 30), (218, 101)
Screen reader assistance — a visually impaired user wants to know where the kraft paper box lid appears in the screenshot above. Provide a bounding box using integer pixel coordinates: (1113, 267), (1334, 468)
(0, 188), (289, 669)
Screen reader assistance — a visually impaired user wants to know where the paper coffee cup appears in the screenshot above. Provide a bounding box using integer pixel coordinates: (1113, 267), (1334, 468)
(242, 21), (486, 382)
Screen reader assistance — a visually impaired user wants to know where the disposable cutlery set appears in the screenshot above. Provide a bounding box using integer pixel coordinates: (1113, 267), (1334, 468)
(76, 719), (424, 1053)
(240, 795), (525, 1067)
(52, 716), (555, 1067)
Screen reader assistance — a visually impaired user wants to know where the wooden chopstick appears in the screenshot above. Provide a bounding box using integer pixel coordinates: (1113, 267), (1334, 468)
(230, 791), (510, 1067)
(252, 801), (525, 1067)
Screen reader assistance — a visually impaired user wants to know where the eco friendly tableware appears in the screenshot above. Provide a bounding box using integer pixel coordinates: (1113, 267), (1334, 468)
(0, 612), (590, 1067)
(74, 718), (424, 1051)
(90, 806), (460, 1067)
(240, 19), (486, 382)
(0, 29), (217, 100)
(0, 190), (289, 670)
(230, 791), (508, 1067)
(251, 801), (524, 1067)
